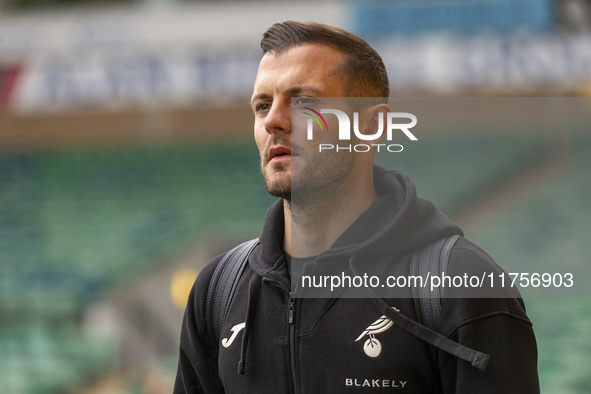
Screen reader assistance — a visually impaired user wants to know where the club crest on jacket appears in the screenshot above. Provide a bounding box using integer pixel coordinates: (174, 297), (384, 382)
(355, 307), (400, 357)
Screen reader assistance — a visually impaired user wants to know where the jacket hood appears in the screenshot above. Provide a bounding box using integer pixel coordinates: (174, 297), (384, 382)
(330, 165), (463, 256)
(249, 165), (463, 282)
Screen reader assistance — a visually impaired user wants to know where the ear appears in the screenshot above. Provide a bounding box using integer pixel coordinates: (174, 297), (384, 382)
(359, 103), (391, 144)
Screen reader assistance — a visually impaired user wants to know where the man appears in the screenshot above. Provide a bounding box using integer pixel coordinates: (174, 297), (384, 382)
(175, 21), (539, 393)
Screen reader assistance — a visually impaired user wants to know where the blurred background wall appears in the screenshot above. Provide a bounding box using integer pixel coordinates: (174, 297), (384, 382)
(1, 0), (590, 393)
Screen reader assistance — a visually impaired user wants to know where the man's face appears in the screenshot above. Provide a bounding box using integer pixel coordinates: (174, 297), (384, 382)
(251, 44), (354, 202)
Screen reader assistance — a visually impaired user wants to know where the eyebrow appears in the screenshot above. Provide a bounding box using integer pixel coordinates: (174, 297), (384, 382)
(250, 86), (326, 105)
(285, 86), (325, 96)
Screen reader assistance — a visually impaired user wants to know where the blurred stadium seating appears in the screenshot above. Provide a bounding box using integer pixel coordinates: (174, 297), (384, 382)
(376, 130), (547, 215)
(0, 141), (273, 392)
(469, 131), (591, 393)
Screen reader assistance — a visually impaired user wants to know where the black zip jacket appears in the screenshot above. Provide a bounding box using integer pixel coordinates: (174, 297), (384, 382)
(174, 166), (540, 393)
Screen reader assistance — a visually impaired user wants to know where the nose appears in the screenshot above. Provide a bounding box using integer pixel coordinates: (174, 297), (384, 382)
(264, 100), (291, 135)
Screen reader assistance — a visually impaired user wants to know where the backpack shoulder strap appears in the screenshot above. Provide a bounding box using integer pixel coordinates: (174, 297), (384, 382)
(404, 234), (489, 371)
(410, 234), (460, 332)
(204, 238), (260, 350)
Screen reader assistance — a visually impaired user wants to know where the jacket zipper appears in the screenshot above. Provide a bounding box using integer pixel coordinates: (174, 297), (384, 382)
(265, 280), (299, 393)
(288, 292), (298, 393)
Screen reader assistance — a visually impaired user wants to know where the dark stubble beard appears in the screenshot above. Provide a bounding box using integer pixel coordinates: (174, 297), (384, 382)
(263, 167), (292, 201)
(262, 138), (356, 206)
(261, 135), (292, 201)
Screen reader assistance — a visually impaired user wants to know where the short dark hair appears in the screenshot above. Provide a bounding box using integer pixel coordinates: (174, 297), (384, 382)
(261, 21), (389, 101)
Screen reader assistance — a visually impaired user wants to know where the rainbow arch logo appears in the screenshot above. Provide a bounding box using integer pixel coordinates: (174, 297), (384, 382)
(303, 107), (328, 132)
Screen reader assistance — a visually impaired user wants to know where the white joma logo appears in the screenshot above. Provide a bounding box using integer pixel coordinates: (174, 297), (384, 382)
(221, 322), (246, 348)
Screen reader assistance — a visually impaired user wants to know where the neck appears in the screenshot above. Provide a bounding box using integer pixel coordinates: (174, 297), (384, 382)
(283, 172), (377, 258)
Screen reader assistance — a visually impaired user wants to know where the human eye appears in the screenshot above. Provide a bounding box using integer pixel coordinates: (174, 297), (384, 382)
(254, 102), (271, 114)
(293, 97), (316, 108)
